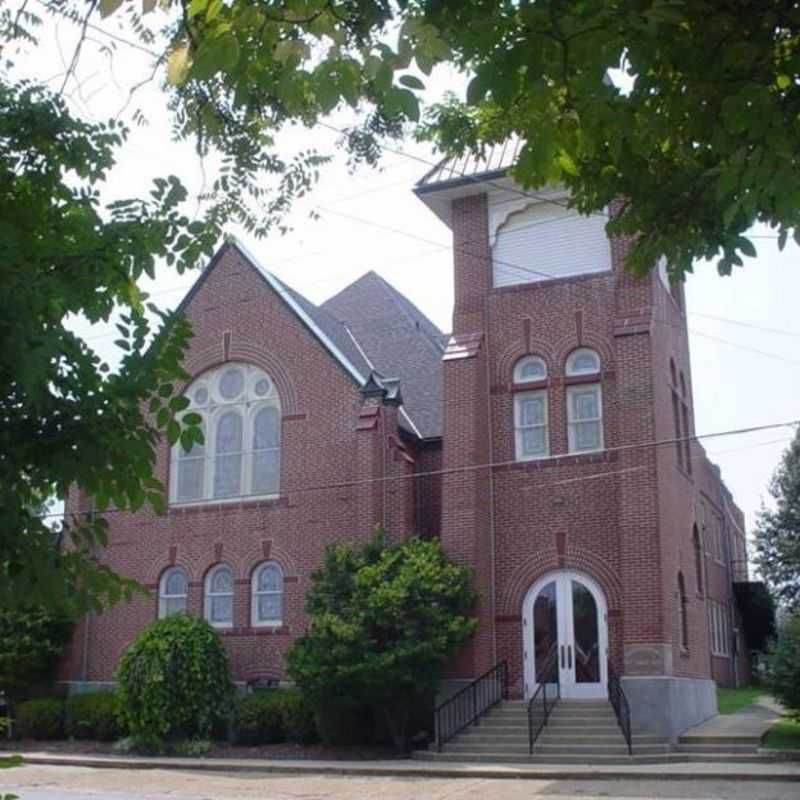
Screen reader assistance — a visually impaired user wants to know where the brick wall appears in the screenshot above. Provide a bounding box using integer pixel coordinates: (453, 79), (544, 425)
(59, 245), (422, 683)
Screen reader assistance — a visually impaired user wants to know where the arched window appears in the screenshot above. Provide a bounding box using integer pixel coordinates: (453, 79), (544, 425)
(204, 564), (234, 628)
(159, 567), (188, 618)
(565, 349), (602, 453)
(693, 525), (704, 595)
(669, 358), (683, 468)
(565, 348), (600, 377)
(513, 356), (548, 460)
(251, 562), (283, 627)
(678, 572), (689, 650)
(513, 355), (547, 383)
(170, 363), (281, 504)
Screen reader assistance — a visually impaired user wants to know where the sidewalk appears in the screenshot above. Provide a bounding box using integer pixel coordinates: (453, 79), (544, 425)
(15, 751), (800, 782)
(682, 697), (783, 743)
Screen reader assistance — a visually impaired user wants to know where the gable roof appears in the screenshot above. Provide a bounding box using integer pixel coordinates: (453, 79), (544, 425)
(181, 240), (443, 440)
(322, 271), (444, 439)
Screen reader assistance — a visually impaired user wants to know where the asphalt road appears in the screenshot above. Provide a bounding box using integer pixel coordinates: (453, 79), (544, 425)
(1, 765), (799, 800)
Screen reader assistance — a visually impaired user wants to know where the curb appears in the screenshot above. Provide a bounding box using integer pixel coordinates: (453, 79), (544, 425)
(16, 753), (800, 782)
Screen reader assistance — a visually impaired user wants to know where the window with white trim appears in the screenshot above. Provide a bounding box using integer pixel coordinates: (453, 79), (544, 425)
(566, 385), (603, 453)
(204, 564), (234, 628)
(170, 363), (281, 505)
(565, 348), (601, 377)
(513, 355), (547, 383)
(159, 567), (188, 618)
(251, 562), (283, 626)
(514, 391), (548, 460)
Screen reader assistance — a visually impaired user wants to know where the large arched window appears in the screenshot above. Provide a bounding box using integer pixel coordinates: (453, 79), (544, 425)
(204, 564), (234, 628)
(251, 562), (283, 627)
(159, 567), (188, 618)
(170, 363), (281, 504)
(513, 355), (548, 460)
(565, 349), (603, 453)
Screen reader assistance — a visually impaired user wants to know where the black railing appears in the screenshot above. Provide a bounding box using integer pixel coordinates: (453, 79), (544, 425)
(434, 660), (508, 751)
(527, 649), (560, 754)
(608, 665), (632, 755)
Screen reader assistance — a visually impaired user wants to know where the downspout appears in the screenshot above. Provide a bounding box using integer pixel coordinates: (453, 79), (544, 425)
(484, 288), (498, 667)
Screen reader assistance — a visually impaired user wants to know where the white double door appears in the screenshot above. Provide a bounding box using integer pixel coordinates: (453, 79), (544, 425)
(522, 571), (608, 700)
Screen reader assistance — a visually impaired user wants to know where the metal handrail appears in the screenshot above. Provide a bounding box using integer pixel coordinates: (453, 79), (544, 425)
(608, 664), (633, 755)
(434, 660), (508, 752)
(527, 649), (560, 754)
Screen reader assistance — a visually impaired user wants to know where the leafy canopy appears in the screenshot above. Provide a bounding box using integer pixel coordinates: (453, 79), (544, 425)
(21, 0), (800, 280)
(754, 427), (800, 613)
(287, 531), (477, 748)
(768, 614), (800, 720)
(0, 80), (214, 612)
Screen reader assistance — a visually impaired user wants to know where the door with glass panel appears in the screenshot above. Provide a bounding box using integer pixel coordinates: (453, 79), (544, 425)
(523, 571), (608, 699)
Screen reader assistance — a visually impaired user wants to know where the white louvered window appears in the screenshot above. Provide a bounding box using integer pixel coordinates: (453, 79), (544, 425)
(159, 567), (188, 618)
(251, 562), (283, 627)
(513, 355), (547, 383)
(204, 564), (234, 628)
(170, 364), (281, 505)
(493, 202), (611, 288)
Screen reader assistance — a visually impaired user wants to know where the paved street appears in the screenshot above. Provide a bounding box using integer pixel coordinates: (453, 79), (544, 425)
(1, 765), (798, 800)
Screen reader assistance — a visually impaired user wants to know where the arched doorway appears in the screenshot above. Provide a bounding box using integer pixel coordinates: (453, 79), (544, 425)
(522, 571), (608, 699)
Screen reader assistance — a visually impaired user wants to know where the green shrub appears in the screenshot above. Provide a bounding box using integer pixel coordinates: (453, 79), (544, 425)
(769, 615), (800, 720)
(0, 608), (72, 699)
(280, 690), (317, 744)
(115, 616), (233, 745)
(64, 693), (123, 741)
(314, 703), (373, 746)
(288, 531), (476, 749)
(171, 738), (211, 757)
(235, 692), (287, 745)
(15, 698), (64, 739)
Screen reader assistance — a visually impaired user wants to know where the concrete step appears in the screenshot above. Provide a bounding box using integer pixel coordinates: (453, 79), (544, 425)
(675, 743), (759, 754)
(679, 734), (762, 745)
(414, 751), (685, 765)
(446, 742), (669, 756)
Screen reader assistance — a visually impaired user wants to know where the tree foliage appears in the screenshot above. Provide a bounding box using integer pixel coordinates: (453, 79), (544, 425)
(0, 607), (73, 699)
(115, 615), (233, 746)
(0, 80), (212, 612)
(754, 428), (800, 613)
(768, 614), (800, 720)
(15, 0), (800, 280)
(287, 531), (477, 748)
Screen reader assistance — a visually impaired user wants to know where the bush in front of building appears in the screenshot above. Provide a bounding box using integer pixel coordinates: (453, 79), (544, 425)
(64, 692), (124, 741)
(234, 689), (318, 745)
(287, 530), (477, 750)
(768, 614), (800, 719)
(0, 608), (73, 700)
(115, 615), (233, 747)
(15, 698), (65, 740)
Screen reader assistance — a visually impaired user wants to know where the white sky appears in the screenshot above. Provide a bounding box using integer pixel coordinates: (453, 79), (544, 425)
(9, 7), (800, 550)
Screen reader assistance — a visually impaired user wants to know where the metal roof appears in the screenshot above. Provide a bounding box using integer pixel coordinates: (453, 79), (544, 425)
(415, 138), (524, 194)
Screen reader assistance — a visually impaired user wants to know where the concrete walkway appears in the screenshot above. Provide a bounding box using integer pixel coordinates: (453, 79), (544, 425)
(13, 751), (800, 782)
(680, 697), (784, 746)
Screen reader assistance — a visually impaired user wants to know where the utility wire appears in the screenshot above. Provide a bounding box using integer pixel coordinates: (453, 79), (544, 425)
(34, 418), (800, 521)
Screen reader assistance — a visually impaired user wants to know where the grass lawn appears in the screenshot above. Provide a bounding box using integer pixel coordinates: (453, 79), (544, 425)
(762, 718), (800, 750)
(716, 686), (766, 714)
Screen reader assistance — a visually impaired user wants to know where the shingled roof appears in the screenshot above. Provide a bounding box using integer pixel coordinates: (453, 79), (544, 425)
(322, 271), (445, 440)
(196, 241), (445, 441)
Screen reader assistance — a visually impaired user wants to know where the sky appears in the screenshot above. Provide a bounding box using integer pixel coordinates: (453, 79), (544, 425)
(9, 5), (800, 551)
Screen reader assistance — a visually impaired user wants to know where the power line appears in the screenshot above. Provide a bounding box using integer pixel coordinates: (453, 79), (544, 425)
(34, 418), (800, 521)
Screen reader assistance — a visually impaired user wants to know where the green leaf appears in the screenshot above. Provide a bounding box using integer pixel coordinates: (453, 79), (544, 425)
(399, 74), (425, 91)
(167, 419), (181, 445)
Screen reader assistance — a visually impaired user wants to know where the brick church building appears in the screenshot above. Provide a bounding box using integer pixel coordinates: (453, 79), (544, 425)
(61, 147), (750, 742)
